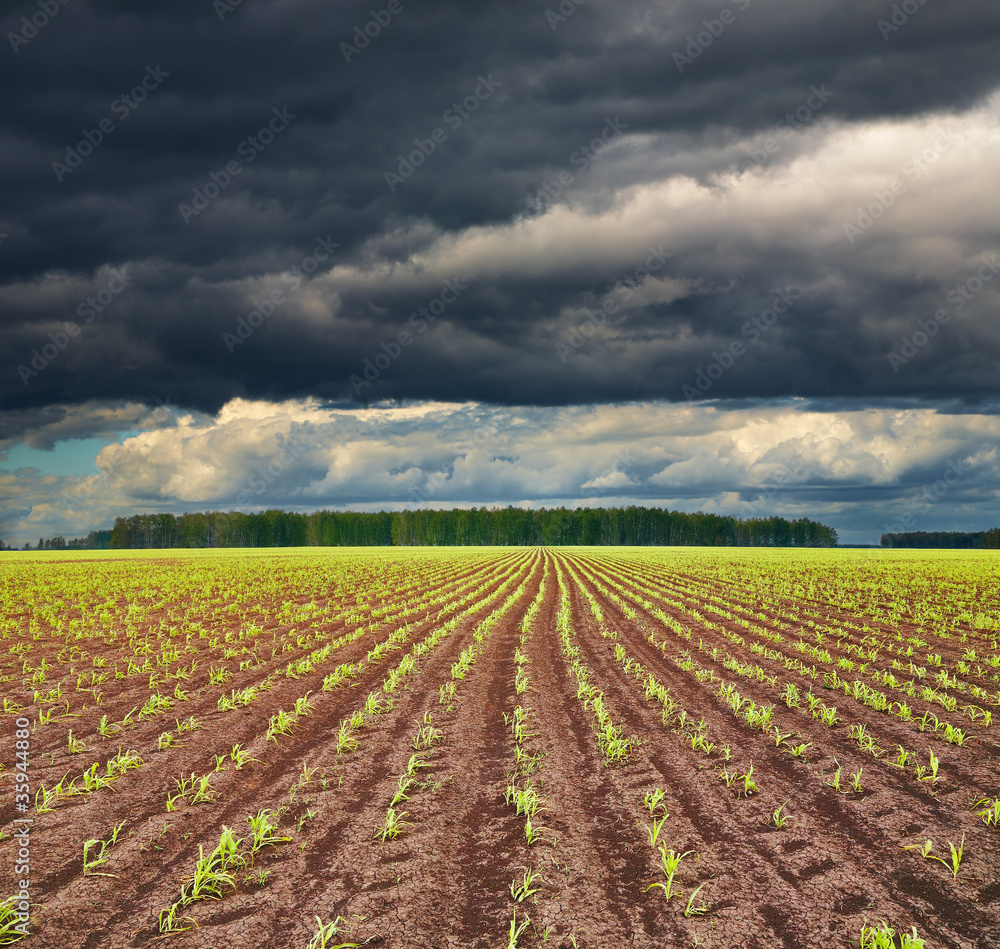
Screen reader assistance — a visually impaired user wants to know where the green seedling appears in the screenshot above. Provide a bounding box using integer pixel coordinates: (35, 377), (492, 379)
(771, 803), (789, 830)
(891, 745), (914, 769)
(524, 816), (544, 845)
(157, 901), (194, 934)
(190, 774), (215, 804)
(67, 731), (87, 754)
(509, 867), (542, 902)
(903, 839), (935, 859)
(229, 744), (259, 769)
(644, 788), (667, 815)
(157, 732), (174, 752)
(295, 692), (315, 716)
(413, 723), (442, 750)
(645, 813), (668, 849)
(405, 753), (430, 777)
(645, 846), (694, 900)
(789, 742), (810, 760)
(308, 915), (359, 949)
(973, 796), (1000, 826)
(247, 809), (290, 856)
(83, 838), (113, 875)
(684, 881), (710, 917)
(944, 834), (965, 879)
(849, 768), (864, 793)
(374, 808), (409, 842)
(718, 767), (738, 788)
(336, 721), (357, 756)
(860, 919), (925, 949)
(391, 775), (415, 807)
(506, 910), (531, 949)
(915, 750), (940, 784)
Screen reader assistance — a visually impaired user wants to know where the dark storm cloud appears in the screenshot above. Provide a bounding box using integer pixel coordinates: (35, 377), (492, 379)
(2, 0), (999, 426)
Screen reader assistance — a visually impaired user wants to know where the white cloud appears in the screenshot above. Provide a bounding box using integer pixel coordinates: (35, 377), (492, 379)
(3, 397), (999, 546)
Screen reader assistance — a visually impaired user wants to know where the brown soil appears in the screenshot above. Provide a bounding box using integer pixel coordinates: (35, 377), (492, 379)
(1, 549), (997, 949)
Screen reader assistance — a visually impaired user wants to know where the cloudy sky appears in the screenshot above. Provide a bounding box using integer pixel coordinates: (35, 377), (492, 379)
(2, 0), (998, 546)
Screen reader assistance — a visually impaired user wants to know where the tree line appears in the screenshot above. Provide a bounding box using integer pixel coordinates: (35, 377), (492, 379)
(880, 529), (1000, 549)
(61, 507), (843, 549)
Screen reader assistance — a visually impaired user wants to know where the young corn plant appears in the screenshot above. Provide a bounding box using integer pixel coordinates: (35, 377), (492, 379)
(644, 788), (667, 815)
(82, 838), (111, 876)
(973, 796), (1000, 826)
(66, 731), (87, 754)
(523, 816), (544, 845)
(336, 721), (357, 756)
(788, 742), (810, 761)
(771, 803), (789, 830)
(229, 743), (259, 770)
(860, 920), (925, 949)
(374, 807), (409, 842)
(683, 882), (709, 918)
(506, 911), (531, 949)
(509, 867), (542, 902)
(903, 834), (964, 878)
(944, 834), (965, 879)
(645, 813), (668, 849)
(915, 750), (941, 784)
(308, 916), (358, 949)
(391, 775), (415, 807)
(891, 745), (914, 769)
(246, 809), (290, 857)
(157, 901), (194, 934)
(645, 846), (694, 901)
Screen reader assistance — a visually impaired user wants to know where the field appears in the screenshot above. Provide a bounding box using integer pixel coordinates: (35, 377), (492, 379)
(1, 547), (998, 949)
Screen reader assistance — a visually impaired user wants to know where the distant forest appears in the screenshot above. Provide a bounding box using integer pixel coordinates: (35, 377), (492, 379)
(880, 529), (1000, 549)
(10, 506), (840, 550)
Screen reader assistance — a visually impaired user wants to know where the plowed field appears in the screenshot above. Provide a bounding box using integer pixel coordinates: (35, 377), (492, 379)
(1, 547), (998, 948)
